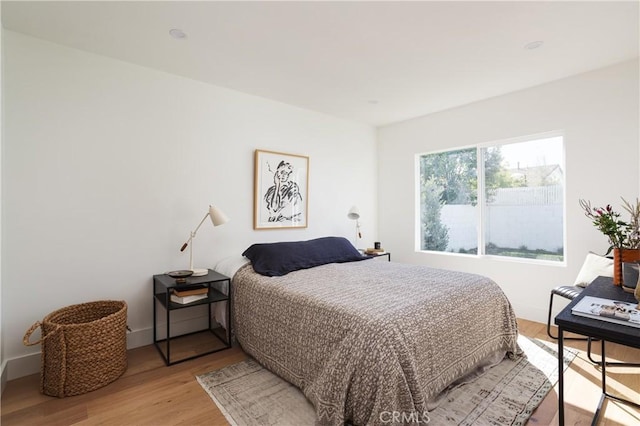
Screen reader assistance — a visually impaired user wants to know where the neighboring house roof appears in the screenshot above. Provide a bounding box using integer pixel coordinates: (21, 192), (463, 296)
(507, 164), (563, 186)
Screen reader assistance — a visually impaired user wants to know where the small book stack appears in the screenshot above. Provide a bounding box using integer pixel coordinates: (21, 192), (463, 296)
(171, 286), (208, 304)
(364, 247), (386, 255)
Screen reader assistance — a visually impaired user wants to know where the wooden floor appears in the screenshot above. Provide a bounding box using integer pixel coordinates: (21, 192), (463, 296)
(2, 319), (639, 425)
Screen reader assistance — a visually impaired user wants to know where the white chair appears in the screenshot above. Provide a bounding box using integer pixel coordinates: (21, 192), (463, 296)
(546, 253), (638, 367)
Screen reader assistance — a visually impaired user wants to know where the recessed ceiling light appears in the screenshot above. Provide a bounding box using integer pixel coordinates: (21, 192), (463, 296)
(169, 29), (187, 40)
(524, 40), (544, 50)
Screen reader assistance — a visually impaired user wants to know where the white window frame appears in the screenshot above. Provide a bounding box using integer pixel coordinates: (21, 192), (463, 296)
(415, 130), (566, 266)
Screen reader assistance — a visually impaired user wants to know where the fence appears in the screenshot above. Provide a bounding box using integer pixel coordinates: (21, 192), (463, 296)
(489, 185), (563, 206)
(439, 185), (563, 252)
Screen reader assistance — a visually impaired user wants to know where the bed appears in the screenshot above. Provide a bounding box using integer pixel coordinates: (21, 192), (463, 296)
(219, 237), (520, 426)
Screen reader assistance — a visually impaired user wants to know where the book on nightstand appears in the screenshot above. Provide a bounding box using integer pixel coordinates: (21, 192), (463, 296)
(170, 293), (208, 304)
(173, 286), (208, 297)
(364, 248), (386, 255)
(571, 296), (640, 328)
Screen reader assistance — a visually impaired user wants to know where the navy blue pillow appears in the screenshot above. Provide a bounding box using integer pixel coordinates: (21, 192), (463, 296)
(242, 236), (366, 276)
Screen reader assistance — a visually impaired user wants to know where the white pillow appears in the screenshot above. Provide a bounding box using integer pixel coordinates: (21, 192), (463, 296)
(214, 255), (250, 280)
(574, 252), (614, 288)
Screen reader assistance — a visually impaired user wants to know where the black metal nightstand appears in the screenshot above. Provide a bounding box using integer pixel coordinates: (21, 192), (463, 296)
(367, 252), (391, 261)
(153, 269), (231, 365)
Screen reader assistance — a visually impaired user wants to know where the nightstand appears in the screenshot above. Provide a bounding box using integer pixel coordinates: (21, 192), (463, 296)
(367, 252), (391, 261)
(153, 269), (231, 365)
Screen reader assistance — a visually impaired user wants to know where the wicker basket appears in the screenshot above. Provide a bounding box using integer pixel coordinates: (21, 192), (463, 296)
(23, 300), (128, 397)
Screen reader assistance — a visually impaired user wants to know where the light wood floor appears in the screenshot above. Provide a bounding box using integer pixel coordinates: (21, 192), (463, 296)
(2, 319), (639, 425)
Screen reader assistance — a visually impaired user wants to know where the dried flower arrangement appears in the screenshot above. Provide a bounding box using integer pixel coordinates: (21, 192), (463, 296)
(579, 197), (640, 254)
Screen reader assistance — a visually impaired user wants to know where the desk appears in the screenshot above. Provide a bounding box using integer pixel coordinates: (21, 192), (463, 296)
(555, 276), (640, 425)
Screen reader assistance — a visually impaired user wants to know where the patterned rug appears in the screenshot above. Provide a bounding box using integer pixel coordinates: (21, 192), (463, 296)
(197, 335), (576, 426)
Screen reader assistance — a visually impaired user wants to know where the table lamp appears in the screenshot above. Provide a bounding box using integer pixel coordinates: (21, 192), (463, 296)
(347, 205), (362, 246)
(180, 205), (229, 276)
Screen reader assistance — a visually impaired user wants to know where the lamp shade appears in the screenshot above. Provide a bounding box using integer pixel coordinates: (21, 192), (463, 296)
(347, 206), (360, 220)
(209, 205), (230, 226)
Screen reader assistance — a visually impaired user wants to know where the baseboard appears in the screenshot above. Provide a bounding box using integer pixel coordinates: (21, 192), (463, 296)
(512, 298), (570, 326)
(513, 304), (546, 324)
(5, 314), (216, 381)
(127, 326), (153, 349)
(1, 360), (8, 395)
(6, 352), (40, 381)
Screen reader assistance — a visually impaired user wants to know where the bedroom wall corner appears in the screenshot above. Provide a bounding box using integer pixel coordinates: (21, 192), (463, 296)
(377, 59), (640, 324)
(0, 6), (6, 395)
(2, 30), (378, 379)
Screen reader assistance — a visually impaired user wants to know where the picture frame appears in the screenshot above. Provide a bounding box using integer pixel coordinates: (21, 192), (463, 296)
(254, 149), (309, 230)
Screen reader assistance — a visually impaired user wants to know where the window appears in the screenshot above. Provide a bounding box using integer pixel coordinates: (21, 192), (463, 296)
(418, 134), (564, 262)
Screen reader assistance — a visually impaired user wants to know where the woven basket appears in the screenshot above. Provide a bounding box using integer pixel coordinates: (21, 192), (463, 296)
(23, 300), (128, 397)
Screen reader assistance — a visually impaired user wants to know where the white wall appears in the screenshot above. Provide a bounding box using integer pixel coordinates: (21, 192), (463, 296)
(378, 59), (639, 323)
(2, 31), (377, 379)
(0, 7), (5, 394)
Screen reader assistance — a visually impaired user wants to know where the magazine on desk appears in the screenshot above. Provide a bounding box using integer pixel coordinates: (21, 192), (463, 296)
(571, 296), (640, 329)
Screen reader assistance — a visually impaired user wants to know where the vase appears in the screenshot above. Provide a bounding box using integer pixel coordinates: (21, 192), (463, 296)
(613, 248), (640, 286)
(622, 262), (640, 293)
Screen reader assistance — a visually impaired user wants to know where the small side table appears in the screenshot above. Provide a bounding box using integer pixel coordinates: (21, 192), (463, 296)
(368, 252), (391, 262)
(153, 269), (232, 365)
(555, 277), (640, 425)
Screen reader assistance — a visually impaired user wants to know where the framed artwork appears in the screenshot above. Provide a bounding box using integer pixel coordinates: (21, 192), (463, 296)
(254, 149), (309, 230)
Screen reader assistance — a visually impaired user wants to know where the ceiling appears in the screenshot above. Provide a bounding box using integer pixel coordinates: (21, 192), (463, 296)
(2, 1), (639, 127)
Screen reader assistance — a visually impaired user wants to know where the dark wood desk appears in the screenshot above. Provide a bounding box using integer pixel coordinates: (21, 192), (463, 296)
(555, 276), (640, 425)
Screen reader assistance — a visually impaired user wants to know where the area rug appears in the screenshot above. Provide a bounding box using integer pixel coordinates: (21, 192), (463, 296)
(196, 336), (576, 426)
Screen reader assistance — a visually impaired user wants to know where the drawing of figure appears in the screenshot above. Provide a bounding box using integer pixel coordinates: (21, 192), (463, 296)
(264, 160), (303, 222)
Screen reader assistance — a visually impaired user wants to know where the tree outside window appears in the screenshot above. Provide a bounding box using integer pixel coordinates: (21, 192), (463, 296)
(418, 135), (564, 262)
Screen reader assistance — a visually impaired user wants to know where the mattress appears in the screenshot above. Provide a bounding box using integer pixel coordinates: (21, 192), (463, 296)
(232, 259), (520, 425)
